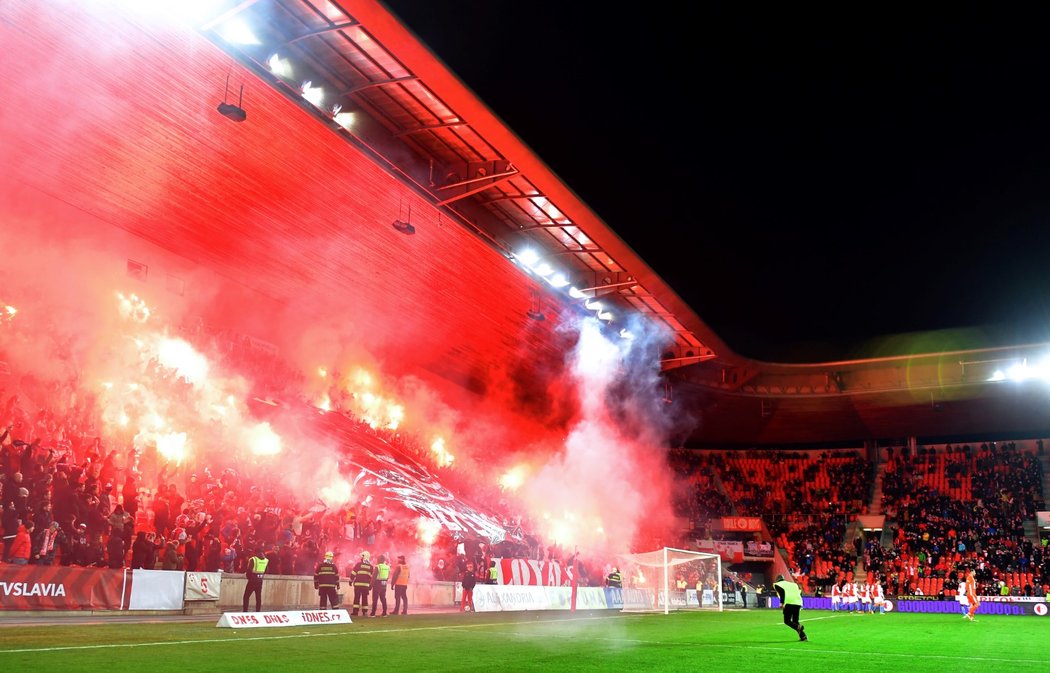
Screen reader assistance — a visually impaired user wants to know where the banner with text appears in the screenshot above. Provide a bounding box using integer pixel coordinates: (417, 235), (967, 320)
(720, 517), (763, 532)
(0, 565), (129, 611)
(217, 609), (352, 628)
(496, 558), (574, 586)
(185, 572), (221, 601)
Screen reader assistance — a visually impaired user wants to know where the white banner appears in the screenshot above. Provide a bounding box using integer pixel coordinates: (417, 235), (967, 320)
(575, 587), (608, 610)
(217, 609), (352, 628)
(472, 584), (552, 612)
(184, 572), (221, 601)
(545, 586), (582, 610)
(128, 570), (185, 610)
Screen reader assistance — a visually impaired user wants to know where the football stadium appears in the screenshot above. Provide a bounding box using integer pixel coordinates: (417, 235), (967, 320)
(0, 2), (1048, 672)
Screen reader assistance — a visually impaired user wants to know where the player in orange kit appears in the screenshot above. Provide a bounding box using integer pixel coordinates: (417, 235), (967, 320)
(965, 568), (980, 621)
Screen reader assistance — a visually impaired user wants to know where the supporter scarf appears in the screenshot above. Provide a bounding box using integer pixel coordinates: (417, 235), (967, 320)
(39, 528), (58, 554)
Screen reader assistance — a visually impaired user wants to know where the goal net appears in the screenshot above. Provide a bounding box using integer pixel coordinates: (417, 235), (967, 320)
(615, 547), (723, 613)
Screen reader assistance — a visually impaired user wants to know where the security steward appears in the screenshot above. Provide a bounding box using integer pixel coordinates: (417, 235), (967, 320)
(350, 551), (373, 616)
(370, 554), (390, 617)
(605, 567), (623, 588)
(391, 554), (410, 615)
(242, 546), (269, 612)
(773, 573), (807, 641)
(314, 551), (341, 610)
(487, 560), (498, 584)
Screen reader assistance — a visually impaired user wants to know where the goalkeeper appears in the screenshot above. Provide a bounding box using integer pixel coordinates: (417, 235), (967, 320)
(773, 574), (807, 641)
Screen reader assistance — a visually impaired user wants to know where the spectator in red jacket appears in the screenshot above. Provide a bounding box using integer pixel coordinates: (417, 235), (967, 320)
(10, 523), (32, 564)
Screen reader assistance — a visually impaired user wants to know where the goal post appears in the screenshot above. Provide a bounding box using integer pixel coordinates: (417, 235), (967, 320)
(615, 546), (723, 613)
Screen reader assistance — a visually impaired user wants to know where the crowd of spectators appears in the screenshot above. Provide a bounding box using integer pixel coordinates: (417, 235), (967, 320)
(0, 312), (608, 585)
(879, 441), (1047, 597)
(4, 311), (1049, 601)
(674, 443), (1048, 598)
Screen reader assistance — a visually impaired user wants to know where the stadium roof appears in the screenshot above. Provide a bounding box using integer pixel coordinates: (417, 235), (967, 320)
(187, 1), (1050, 445)
(197, 0), (732, 369)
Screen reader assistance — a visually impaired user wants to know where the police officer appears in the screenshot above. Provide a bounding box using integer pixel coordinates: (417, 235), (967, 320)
(314, 551), (341, 610)
(605, 567), (623, 588)
(773, 573), (807, 641)
(242, 546), (269, 612)
(370, 554), (390, 616)
(350, 551), (373, 616)
(390, 554), (410, 615)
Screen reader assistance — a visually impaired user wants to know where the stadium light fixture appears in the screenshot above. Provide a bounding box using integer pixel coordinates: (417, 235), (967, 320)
(216, 74), (246, 122)
(568, 286), (587, 299)
(392, 200), (415, 235)
(301, 81), (324, 108)
(517, 249), (540, 267)
(547, 273), (570, 288)
(584, 300), (602, 312)
(267, 53), (292, 79)
(332, 104), (354, 130)
(597, 311), (614, 321)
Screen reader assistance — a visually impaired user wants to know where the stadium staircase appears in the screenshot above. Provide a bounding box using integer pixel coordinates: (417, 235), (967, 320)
(1042, 452), (1050, 504)
(869, 448), (885, 515)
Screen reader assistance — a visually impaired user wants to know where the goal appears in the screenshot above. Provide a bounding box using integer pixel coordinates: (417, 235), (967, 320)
(615, 547), (723, 613)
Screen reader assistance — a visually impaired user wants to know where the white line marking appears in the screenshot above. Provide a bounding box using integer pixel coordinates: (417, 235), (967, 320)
(0, 612), (1043, 666)
(0, 615), (622, 655)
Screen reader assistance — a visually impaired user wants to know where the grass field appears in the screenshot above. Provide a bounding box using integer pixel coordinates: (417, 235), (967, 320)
(0, 608), (1046, 672)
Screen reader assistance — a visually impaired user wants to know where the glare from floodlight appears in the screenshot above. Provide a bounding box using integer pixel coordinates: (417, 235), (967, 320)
(517, 249), (540, 267)
(533, 263), (554, 277)
(548, 273), (569, 288)
(988, 370), (1006, 382)
(301, 81), (324, 107)
(216, 18), (260, 45)
(267, 53), (292, 78)
(568, 286), (587, 299)
(1007, 363), (1030, 381)
(618, 329), (634, 339)
(597, 311), (613, 321)
(584, 300), (602, 311)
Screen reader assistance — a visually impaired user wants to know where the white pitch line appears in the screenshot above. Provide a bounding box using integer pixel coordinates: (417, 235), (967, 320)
(2, 612), (1041, 666)
(0, 615), (625, 655)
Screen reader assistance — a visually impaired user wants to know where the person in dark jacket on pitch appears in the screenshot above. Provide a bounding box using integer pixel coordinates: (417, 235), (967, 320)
(314, 551), (341, 610)
(350, 551), (373, 616)
(461, 564), (477, 612)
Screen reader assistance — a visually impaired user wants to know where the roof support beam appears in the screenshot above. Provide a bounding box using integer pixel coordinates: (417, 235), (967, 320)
(393, 121), (468, 138)
(340, 76), (417, 95)
(200, 0), (262, 31)
(435, 172), (517, 206)
(286, 21), (359, 45)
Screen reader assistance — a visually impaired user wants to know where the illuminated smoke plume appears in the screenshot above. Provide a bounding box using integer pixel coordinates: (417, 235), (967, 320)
(512, 316), (680, 560)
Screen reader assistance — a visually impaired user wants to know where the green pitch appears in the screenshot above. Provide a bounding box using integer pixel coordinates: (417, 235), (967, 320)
(0, 609), (1045, 672)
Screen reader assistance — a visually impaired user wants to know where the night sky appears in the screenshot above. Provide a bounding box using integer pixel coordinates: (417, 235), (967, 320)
(380, 2), (1050, 362)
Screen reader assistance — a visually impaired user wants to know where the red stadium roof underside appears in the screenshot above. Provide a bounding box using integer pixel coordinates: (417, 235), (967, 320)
(2, 0), (1048, 446)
